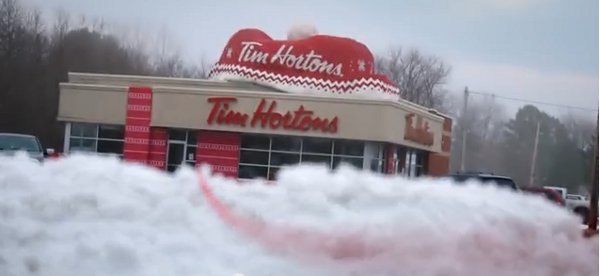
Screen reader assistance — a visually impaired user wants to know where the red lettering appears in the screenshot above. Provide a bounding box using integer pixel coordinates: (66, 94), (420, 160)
(282, 112), (295, 128)
(328, 117), (339, 132)
(206, 97), (338, 133)
(251, 99), (277, 127)
(207, 97), (248, 126)
(291, 106), (312, 129)
(311, 117), (328, 131)
(299, 116), (313, 131)
(269, 112), (283, 128)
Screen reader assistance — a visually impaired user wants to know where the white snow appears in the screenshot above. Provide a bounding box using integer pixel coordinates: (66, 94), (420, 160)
(0, 153), (597, 276)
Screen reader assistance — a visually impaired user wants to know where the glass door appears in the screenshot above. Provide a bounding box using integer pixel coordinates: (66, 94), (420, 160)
(166, 129), (198, 172)
(167, 141), (186, 172)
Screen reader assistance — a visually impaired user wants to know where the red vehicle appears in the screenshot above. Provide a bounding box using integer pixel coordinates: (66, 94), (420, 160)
(521, 186), (566, 206)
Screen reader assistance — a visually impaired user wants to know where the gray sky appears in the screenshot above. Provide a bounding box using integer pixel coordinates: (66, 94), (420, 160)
(23, 0), (599, 119)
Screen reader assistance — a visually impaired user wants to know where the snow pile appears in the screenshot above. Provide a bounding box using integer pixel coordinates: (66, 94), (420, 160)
(0, 153), (597, 276)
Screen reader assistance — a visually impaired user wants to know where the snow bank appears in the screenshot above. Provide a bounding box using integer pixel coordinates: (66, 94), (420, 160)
(0, 153), (597, 276)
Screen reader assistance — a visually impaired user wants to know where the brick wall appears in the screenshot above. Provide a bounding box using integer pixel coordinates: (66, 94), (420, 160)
(427, 114), (452, 176)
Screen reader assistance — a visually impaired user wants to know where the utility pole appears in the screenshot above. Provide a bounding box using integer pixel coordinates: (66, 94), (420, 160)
(529, 120), (541, 187)
(587, 113), (598, 234)
(460, 87), (469, 171)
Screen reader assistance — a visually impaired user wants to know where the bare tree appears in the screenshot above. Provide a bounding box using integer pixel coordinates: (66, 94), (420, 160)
(0, 0), (26, 103)
(448, 93), (508, 172)
(51, 9), (70, 44)
(0, 0), (48, 129)
(148, 28), (213, 78)
(0, 1), (218, 151)
(182, 55), (213, 79)
(375, 47), (451, 109)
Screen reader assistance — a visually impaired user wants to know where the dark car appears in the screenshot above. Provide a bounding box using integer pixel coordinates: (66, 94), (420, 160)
(0, 133), (46, 161)
(444, 171), (519, 191)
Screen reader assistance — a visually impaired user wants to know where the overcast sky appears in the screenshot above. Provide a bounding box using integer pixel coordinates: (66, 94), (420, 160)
(22, 0), (599, 119)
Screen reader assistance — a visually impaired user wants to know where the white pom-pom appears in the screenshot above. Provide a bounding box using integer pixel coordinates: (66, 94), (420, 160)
(287, 23), (318, 40)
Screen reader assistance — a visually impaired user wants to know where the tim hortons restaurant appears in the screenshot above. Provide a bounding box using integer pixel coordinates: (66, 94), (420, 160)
(56, 27), (452, 180)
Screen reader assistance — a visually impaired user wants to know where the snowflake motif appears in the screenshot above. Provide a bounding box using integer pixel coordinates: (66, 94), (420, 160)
(226, 48), (233, 58)
(357, 60), (366, 72)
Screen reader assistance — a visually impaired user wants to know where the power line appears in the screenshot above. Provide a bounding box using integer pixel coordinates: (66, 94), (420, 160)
(467, 90), (599, 112)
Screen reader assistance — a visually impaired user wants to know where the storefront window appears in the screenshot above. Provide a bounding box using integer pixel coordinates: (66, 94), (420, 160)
(97, 140), (123, 154)
(368, 159), (384, 172)
(186, 131), (197, 145)
(269, 152), (300, 166)
(302, 138), (332, 154)
(240, 135), (270, 150)
(239, 150), (269, 165)
(98, 125), (124, 140)
(238, 165), (268, 179)
(364, 142), (384, 173)
(334, 140), (364, 156)
(333, 156), (363, 169)
(68, 123), (124, 157)
(239, 134), (383, 180)
(300, 153), (331, 166)
(70, 138), (96, 153)
(271, 136), (301, 151)
(267, 166), (280, 181)
(70, 123), (97, 138)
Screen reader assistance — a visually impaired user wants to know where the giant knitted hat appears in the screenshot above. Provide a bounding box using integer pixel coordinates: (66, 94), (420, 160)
(208, 25), (399, 101)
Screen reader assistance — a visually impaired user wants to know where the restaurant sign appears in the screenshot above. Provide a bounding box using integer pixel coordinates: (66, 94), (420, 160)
(206, 96), (338, 134)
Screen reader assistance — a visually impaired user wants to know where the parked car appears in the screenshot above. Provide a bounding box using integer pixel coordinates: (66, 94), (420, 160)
(521, 186), (566, 206)
(0, 133), (46, 161)
(544, 186), (567, 200)
(444, 171), (519, 191)
(544, 186), (591, 224)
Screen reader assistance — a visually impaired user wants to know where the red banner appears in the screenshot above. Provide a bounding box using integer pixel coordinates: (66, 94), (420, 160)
(196, 131), (240, 177)
(385, 144), (397, 174)
(148, 128), (168, 170)
(123, 87), (152, 163)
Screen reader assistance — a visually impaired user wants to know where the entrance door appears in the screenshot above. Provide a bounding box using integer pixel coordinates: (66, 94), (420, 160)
(167, 141), (186, 172)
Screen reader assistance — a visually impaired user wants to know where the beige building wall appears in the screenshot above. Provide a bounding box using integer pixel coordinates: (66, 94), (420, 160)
(58, 73), (446, 153)
(58, 83), (128, 125)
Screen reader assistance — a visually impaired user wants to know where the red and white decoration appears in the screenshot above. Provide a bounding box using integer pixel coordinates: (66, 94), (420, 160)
(122, 87), (241, 173)
(196, 131), (241, 178)
(123, 87), (153, 163)
(123, 87), (168, 170)
(208, 26), (400, 101)
(148, 128), (168, 170)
